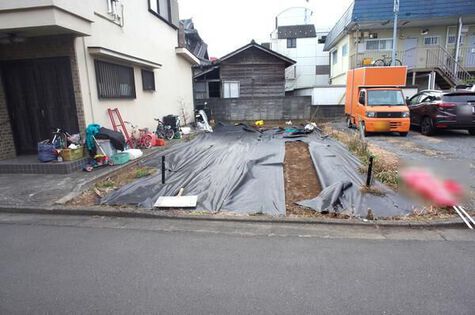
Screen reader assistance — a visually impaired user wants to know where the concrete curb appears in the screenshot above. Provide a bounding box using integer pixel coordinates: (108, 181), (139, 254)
(0, 204), (465, 228)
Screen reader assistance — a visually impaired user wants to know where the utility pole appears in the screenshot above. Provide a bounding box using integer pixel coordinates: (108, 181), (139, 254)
(391, 0), (399, 66)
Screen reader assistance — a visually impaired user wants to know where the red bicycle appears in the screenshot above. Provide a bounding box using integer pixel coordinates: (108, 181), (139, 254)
(125, 121), (154, 149)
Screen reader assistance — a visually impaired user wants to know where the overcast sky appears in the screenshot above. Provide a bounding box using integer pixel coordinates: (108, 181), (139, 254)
(179, 0), (353, 57)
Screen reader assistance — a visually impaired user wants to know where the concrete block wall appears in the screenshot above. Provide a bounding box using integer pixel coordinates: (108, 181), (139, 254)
(310, 105), (345, 120)
(205, 96), (312, 121)
(0, 35), (85, 159)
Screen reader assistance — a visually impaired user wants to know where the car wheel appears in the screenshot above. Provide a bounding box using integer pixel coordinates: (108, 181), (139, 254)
(399, 132), (408, 137)
(468, 128), (475, 136)
(420, 117), (435, 136)
(346, 117), (353, 128)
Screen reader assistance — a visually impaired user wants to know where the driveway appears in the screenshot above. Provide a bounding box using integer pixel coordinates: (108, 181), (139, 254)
(332, 121), (475, 208)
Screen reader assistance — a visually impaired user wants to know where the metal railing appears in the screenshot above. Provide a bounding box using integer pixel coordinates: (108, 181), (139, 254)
(350, 50), (407, 68)
(350, 45), (474, 85)
(425, 45), (472, 85)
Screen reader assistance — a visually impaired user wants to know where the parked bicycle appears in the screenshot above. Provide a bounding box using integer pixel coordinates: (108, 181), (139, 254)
(154, 118), (175, 140)
(372, 54), (402, 67)
(51, 128), (71, 149)
(124, 121), (154, 149)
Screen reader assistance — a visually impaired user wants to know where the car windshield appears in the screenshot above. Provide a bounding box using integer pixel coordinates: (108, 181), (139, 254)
(367, 90), (405, 106)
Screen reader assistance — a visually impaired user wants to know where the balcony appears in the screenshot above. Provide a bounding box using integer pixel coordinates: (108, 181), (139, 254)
(350, 45), (474, 85)
(0, 0), (93, 37)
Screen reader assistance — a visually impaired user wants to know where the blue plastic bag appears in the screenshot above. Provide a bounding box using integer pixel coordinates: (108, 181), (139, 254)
(38, 142), (57, 162)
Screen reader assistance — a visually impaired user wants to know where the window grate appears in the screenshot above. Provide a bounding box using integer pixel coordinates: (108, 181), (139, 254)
(94, 60), (136, 99)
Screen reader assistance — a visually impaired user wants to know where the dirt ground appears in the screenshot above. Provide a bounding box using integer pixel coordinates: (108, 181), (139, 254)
(283, 141), (322, 217)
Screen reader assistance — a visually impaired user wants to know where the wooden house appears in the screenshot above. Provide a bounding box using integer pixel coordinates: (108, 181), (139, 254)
(193, 41), (311, 121)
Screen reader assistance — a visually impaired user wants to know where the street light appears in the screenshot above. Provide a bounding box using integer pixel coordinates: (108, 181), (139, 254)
(391, 0), (399, 66)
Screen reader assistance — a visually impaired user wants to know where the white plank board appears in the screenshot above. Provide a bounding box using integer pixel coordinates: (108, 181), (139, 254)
(154, 196), (198, 208)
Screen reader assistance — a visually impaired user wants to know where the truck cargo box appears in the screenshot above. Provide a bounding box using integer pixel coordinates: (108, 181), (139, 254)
(345, 66), (408, 116)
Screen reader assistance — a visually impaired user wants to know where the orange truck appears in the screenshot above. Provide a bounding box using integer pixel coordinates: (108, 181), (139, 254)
(345, 66), (410, 136)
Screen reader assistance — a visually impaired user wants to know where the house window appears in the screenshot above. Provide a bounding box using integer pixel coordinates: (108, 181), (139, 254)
(315, 65), (330, 75)
(94, 60), (136, 99)
(342, 44), (348, 57)
(223, 81), (240, 98)
(332, 49), (338, 65)
(447, 35), (464, 45)
(287, 38), (297, 48)
(365, 39), (393, 51)
(424, 36), (439, 46)
(141, 69), (155, 91)
(148, 0), (172, 23)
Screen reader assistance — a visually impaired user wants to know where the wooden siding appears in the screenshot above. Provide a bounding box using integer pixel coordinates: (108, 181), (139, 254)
(220, 47), (286, 97)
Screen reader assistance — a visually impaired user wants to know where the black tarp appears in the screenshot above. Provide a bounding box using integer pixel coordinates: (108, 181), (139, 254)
(101, 124), (415, 217)
(297, 140), (414, 217)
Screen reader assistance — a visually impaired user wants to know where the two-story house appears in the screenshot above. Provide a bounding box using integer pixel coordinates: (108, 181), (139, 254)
(0, 0), (199, 161)
(324, 0), (475, 90)
(267, 7), (330, 91)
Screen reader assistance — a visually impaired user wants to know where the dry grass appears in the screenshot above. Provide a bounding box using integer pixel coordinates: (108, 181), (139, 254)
(69, 166), (157, 206)
(321, 124), (400, 189)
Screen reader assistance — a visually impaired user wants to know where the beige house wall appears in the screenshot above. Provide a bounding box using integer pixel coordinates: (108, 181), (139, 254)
(76, 0), (195, 131)
(0, 0), (196, 159)
(329, 34), (350, 85)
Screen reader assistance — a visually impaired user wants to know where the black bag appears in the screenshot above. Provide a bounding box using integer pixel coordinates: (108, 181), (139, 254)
(95, 127), (126, 151)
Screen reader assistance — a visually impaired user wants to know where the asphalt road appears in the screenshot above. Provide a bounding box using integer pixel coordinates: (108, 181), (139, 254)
(1, 213), (474, 314)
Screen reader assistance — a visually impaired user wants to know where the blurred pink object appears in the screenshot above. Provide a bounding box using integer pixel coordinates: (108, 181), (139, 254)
(401, 169), (463, 207)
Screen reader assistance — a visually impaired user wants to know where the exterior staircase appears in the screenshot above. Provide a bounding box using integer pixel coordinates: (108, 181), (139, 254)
(425, 45), (473, 87)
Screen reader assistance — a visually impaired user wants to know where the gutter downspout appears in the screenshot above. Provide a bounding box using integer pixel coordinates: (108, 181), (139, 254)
(454, 16), (463, 77)
(82, 37), (95, 122)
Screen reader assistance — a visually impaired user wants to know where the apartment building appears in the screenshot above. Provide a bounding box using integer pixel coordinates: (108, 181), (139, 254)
(324, 0), (475, 89)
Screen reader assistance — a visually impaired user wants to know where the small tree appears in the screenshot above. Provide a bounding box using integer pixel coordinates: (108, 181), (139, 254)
(178, 98), (191, 126)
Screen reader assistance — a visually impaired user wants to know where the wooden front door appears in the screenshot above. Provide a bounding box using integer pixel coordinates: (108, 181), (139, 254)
(1, 57), (79, 154)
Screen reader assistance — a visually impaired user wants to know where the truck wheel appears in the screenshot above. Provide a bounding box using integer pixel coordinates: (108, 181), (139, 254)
(468, 128), (475, 136)
(346, 117), (353, 128)
(399, 132), (408, 137)
(421, 117), (435, 136)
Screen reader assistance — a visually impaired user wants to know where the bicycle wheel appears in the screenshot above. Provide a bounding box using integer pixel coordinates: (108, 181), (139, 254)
(165, 129), (175, 140)
(142, 135), (153, 149)
(128, 138), (137, 150)
(372, 59), (385, 67)
(394, 59), (402, 66)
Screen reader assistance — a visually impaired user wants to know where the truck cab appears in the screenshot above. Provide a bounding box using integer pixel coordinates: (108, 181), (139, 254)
(356, 87), (410, 136)
(345, 67), (411, 136)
